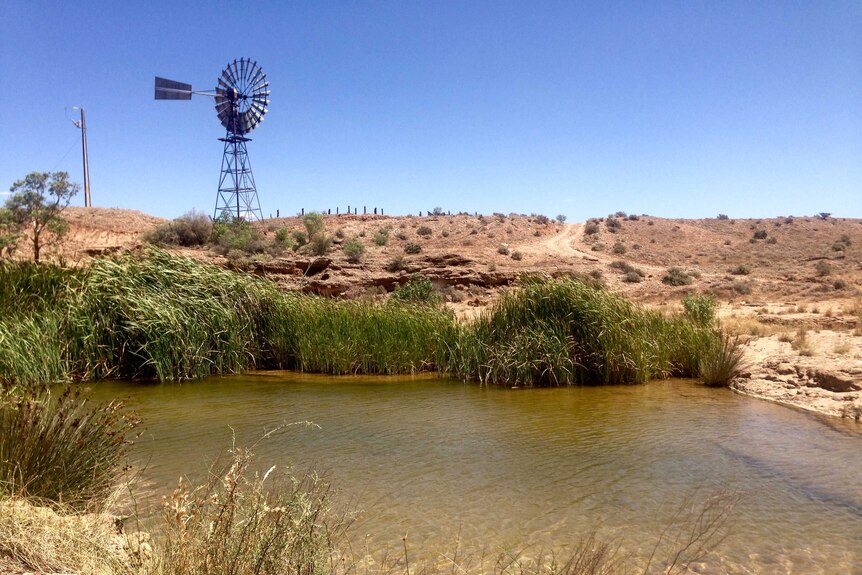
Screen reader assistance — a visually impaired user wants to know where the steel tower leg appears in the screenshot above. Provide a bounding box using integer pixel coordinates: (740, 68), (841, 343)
(214, 133), (263, 221)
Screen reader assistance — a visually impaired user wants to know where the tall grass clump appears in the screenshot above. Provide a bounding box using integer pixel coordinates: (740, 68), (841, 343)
(445, 277), (719, 386)
(66, 249), (286, 381)
(0, 262), (79, 388)
(697, 334), (746, 387)
(0, 387), (139, 508)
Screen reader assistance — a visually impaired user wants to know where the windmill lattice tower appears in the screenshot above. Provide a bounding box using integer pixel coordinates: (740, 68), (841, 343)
(155, 58), (270, 221)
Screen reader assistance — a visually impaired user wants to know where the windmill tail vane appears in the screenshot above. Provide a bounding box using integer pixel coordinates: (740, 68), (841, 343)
(154, 58), (270, 221)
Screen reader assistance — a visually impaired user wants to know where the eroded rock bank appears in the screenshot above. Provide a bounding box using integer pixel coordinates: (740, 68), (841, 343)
(732, 334), (862, 420)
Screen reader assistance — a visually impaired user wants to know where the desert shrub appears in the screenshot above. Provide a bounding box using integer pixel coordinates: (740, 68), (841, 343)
(274, 227), (294, 250)
(622, 271), (642, 283)
(511, 251), (523, 261)
(605, 217), (621, 232)
(584, 222), (600, 235)
(534, 214), (550, 225)
(307, 233), (333, 256)
(373, 227), (390, 246)
(833, 279), (847, 290)
(488, 262), (497, 271)
(663, 267), (693, 286)
(766, 237), (777, 244)
(302, 212), (325, 238)
(212, 220), (265, 255)
(791, 329), (814, 356)
(334, 227), (345, 239)
(442, 230), (450, 237)
(839, 234), (851, 246)
(386, 255), (406, 272)
(752, 230), (768, 240)
(0, 388), (139, 508)
(717, 214), (729, 220)
(497, 245), (510, 255)
(343, 238), (365, 262)
(731, 264), (751, 275)
(431, 207), (445, 216)
(291, 230), (308, 247)
(614, 211), (627, 218)
(733, 280), (752, 294)
(146, 210), (212, 247)
(392, 274), (442, 306)
(683, 294), (718, 326)
(591, 242), (605, 252)
(396, 231), (408, 241)
(417, 226), (432, 237)
(832, 241), (846, 252)
(609, 260), (644, 277)
(404, 243), (421, 254)
(612, 242), (626, 255)
(699, 334), (745, 387)
(815, 260), (831, 277)
(555, 214), (567, 223)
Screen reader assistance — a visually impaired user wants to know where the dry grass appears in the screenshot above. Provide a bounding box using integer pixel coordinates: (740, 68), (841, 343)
(0, 497), (136, 575)
(153, 428), (342, 575)
(791, 329), (815, 356)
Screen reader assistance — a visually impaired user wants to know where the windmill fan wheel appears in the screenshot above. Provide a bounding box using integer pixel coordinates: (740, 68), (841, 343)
(215, 58), (270, 136)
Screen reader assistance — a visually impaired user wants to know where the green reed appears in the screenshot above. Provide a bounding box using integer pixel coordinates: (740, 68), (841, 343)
(0, 251), (719, 389)
(443, 277), (720, 386)
(279, 295), (455, 375)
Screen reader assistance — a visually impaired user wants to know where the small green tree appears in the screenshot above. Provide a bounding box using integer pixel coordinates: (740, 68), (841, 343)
(5, 171), (79, 262)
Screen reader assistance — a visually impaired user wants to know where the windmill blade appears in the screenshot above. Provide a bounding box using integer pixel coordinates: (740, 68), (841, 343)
(154, 77), (193, 100)
(223, 62), (239, 88)
(240, 58), (250, 85)
(230, 59), (242, 87)
(248, 67), (265, 88)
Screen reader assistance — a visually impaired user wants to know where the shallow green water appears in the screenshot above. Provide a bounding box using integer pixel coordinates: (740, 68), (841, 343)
(89, 374), (862, 574)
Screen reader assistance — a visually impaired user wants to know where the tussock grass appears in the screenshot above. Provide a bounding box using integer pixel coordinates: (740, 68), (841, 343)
(698, 334), (746, 387)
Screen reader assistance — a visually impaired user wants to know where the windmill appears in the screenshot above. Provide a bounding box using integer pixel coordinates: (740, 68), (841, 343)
(154, 58), (270, 221)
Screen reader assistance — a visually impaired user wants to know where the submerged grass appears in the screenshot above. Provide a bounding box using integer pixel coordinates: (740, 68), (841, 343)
(0, 250), (721, 389)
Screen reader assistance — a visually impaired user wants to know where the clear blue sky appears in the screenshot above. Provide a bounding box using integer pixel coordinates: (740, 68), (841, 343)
(2, 1), (860, 220)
